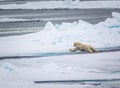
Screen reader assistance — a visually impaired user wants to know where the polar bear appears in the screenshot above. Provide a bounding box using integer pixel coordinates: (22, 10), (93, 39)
(69, 42), (98, 53)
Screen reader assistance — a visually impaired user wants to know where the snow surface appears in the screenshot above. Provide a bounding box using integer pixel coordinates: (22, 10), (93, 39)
(0, 1), (120, 9)
(0, 11), (120, 88)
(0, 51), (120, 88)
(0, 12), (120, 56)
(0, 18), (40, 22)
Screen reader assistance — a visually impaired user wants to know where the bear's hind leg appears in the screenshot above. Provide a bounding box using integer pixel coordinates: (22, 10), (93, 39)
(87, 49), (93, 53)
(91, 48), (98, 53)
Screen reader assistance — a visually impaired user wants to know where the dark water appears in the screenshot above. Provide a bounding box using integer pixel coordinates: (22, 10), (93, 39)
(0, 46), (120, 60)
(0, 9), (120, 36)
(0, 9), (120, 29)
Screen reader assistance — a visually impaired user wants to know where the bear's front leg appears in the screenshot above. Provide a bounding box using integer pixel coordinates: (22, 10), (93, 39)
(69, 47), (78, 52)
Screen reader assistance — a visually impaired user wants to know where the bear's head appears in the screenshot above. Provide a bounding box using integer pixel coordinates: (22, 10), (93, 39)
(74, 42), (82, 47)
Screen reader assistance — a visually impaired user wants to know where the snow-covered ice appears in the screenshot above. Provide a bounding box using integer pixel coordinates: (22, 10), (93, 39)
(0, 1), (120, 9)
(0, 12), (120, 56)
(0, 18), (40, 22)
(0, 9), (120, 88)
(0, 51), (120, 88)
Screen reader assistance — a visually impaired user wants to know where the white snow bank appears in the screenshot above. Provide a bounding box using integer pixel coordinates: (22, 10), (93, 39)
(95, 12), (120, 28)
(0, 51), (120, 82)
(0, 62), (36, 88)
(44, 21), (56, 31)
(112, 12), (120, 20)
(0, 62), (18, 72)
(0, 12), (120, 56)
(0, 1), (120, 9)
(0, 80), (36, 88)
(0, 18), (39, 22)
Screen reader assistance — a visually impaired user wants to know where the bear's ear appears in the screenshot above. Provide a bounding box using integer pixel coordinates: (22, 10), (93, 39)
(74, 42), (77, 46)
(74, 42), (81, 45)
